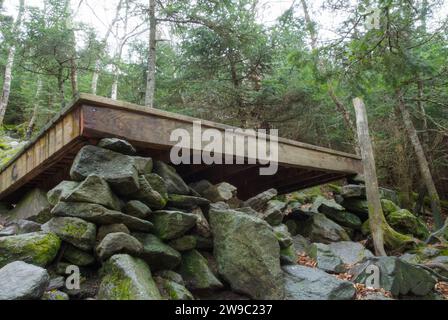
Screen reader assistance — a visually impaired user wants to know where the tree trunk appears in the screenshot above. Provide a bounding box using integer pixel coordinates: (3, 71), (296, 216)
(353, 98), (414, 255)
(396, 91), (443, 229)
(353, 98), (387, 256)
(57, 68), (65, 107)
(91, 0), (124, 95)
(144, 0), (156, 108)
(0, 0), (25, 126)
(26, 76), (43, 140)
(65, 0), (78, 98)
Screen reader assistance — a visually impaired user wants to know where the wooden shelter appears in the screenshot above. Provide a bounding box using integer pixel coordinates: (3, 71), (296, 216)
(0, 94), (362, 202)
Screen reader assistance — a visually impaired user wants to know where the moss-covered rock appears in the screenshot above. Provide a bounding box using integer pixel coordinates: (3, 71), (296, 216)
(388, 209), (430, 240)
(129, 175), (167, 209)
(168, 235), (197, 252)
(96, 232), (143, 261)
(97, 224), (130, 242)
(52, 202), (153, 232)
(98, 254), (162, 300)
(42, 217), (96, 251)
(47, 181), (80, 206)
(0, 232), (61, 268)
(381, 199), (400, 217)
(150, 210), (197, 240)
(70, 145), (140, 196)
(178, 250), (223, 291)
(63, 244), (95, 266)
(351, 256), (436, 297)
(202, 182), (237, 203)
(209, 208), (284, 300)
(297, 213), (351, 244)
(243, 188), (278, 212)
(124, 200), (151, 219)
(133, 233), (181, 271)
(62, 174), (121, 210)
(153, 161), (190, 195)
(155, 277), (194, 300)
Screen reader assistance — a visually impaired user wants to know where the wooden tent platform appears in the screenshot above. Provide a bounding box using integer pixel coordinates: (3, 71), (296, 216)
(0, 94), (363, 202)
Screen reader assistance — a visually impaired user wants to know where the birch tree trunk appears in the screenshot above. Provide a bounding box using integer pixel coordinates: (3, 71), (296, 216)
(25, 76), (43, 140)
(0, 0), (25, 126)
(353, 98), (414, 254)
(91, 0), (124, 95)
(65, 0), (78, 98)
(144, 0), (156, 108)
(396, 91), (443, 229)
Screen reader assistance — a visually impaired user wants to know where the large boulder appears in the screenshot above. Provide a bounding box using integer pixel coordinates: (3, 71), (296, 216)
(96, 232), (143, 261)
(97, 138), (137, 155)
(209, 208), (284, 300)
(52, 202), (153, 232)
(178, 250), (224, 291)
(0, 261), (49, 300)
(42, 217), (96, 251)
(0, 232), (61, 268)
(98, 254), (162, 300)
(283, 265), (355, 300)
(327, 241), (374, 265)
(351, 256), (436, 297)
(387, 209), (430, 240)
(5, 188), (51, 223)
(133, 233), (181, 271)
(61, 175), (121, 210)
(296, 213), (351, 244)
(150, 211), (197, 241)
(70, 145), (140, 196)
(153, 161), (190, 195)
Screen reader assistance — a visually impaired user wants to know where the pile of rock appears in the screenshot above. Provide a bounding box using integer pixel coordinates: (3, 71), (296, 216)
(0, 138), (445, 300)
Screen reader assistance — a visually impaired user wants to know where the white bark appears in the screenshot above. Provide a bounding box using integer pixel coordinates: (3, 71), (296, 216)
(0, 0), (25, 126)
(144, 0), (156, 108)
(26, 76), (43, 140)
(91, 0), (124, 95)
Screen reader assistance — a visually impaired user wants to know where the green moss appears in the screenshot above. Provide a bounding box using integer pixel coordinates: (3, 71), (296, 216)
(0, 232), (61, 268)
(61, 221), (88, 238)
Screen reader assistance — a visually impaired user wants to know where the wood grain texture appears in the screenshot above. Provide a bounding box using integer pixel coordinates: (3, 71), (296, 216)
(0, 95), (362, 202)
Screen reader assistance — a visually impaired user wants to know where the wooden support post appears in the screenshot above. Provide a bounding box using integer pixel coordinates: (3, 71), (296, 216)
(353, 98), (387, 256)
